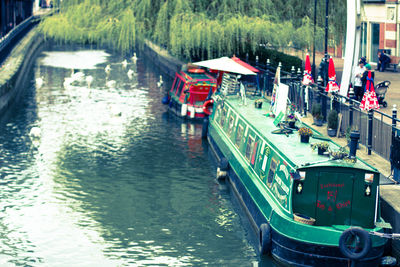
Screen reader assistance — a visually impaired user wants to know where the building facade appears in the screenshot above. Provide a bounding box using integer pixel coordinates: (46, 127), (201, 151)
(362, 0), (400, 63)
(0, 0), (34, 38)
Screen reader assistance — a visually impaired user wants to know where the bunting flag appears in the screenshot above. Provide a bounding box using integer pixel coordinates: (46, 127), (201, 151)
(270, 65), (280, 111)
(325, 57), (340, 93)
(360, 71), (380, 111)
(302, 54), (314, 86)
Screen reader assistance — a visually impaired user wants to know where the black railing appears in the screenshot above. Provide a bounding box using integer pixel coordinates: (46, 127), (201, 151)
(244, 57), (399, 166)
(0, 16), (37, 66)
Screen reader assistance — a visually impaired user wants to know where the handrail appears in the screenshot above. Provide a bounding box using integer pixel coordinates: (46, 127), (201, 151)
(0, 16), (33, 52)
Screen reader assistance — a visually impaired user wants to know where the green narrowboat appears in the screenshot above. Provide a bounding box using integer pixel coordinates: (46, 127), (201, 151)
(207, 94), (387, 266)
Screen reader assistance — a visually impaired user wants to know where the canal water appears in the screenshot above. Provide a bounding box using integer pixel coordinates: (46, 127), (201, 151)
(0, 43), (277, 266)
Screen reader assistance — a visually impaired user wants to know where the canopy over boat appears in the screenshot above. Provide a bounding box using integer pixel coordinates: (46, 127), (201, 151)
(193, 57), (257, 75)
(231, 56), (260, 73)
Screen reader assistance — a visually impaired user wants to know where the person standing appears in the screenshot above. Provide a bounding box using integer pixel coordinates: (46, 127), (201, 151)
(362, 63), (375, 93)
(377, 51), (391, 72)
(353, 58), (366, 101)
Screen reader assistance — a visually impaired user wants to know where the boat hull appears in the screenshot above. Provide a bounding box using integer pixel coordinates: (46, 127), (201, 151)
(168, 97), (207, 120)
(207, 131), (385, 267)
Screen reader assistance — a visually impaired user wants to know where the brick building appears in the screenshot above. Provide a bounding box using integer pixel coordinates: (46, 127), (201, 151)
(362, 0), (400, 63)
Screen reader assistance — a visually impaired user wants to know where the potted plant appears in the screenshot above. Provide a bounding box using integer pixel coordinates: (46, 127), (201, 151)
(327, 110), (338, 137)
(311, 141), (330, 155)
(298, 127), (313, 143)
(255, 99), (263, 108)
(311, 104), (323, 126)
(286, 103), (297, 128)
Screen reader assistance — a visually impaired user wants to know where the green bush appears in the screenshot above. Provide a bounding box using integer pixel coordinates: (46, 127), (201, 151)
(238, 48), (302, 73)
(327, 110), (338, 129)
(311, 104), (322, 120)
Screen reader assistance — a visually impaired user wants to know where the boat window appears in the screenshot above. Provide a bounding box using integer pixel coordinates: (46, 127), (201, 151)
(245, 135), (255, 161)
(176, 82), (185, 96)
(220, 107), (227, 127)
(214, 104), (221, 122)
(172, 79), (181, 95)
(228, 115), (235, 136)
(267, 158), (277, 187)
(235, 124), (244, 148)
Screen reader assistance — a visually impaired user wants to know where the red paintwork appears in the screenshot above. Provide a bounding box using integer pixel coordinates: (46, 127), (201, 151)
(169, 70), (217, 119)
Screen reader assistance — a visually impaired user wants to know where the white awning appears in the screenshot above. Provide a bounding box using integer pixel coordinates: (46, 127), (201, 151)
(193, 57), (257, 75)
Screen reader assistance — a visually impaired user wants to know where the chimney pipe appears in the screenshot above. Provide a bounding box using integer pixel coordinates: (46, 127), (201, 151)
(349, 130), (360, 158)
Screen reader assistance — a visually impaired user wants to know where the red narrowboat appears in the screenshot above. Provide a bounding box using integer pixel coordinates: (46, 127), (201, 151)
(167, 68), (217, 120)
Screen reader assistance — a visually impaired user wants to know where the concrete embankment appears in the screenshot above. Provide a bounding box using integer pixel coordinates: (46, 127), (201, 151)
(0, 26), (44, 116)
(142, 40), (184, 79)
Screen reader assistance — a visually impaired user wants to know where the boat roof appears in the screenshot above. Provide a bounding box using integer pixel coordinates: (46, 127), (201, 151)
(192, 57), (257, 75)
(222, 95), (378, 173)
(178, 71), (217, 85)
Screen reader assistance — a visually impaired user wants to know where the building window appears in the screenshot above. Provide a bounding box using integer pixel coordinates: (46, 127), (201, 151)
(387, 7), (395, 21)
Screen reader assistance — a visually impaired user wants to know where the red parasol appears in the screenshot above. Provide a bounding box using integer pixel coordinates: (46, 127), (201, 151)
(360, 71), (380, 111)
(302, 54), (314, 86)
(325, 57), (340, 93)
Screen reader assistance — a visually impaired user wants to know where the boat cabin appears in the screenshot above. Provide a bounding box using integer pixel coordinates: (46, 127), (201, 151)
(211, 96), (381, 229)
(170, 69), (217, 107)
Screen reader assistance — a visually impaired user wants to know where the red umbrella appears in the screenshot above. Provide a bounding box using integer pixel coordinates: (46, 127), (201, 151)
(325, 57), (340, 93)
(360, 71), (380, 111)
(302, 54), (313, 86)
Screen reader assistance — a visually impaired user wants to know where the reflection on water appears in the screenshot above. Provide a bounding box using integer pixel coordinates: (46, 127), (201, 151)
(0, 44), (277, 266)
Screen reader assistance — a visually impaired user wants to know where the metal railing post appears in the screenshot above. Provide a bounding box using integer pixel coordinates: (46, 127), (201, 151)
(321, 85), (327, 122)
(265, 59), (270, 96)
(368, 109), (373, 155)
(349, 98), (353, 128)
(297, 68), (306, 116)
(290, 66), (296, 104)
(297, 68), (302, 81)
(392, 105), (397, 143)
(291, 66), (296, 81)
(317, 76), (323, 103)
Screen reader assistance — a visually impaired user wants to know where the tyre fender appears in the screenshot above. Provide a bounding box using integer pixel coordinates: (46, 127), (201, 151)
(259, 223), (272, 255)
(339, 227), (371, 260)
(216, 157), (228, 179)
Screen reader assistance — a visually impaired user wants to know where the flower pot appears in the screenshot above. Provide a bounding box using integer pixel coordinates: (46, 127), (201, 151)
(318, 147), (326, 155)
(313, 117), (323, 126)
(327, 128), (337, 137)
(300, 135), (310, 143)
(255, 101), (263, 109)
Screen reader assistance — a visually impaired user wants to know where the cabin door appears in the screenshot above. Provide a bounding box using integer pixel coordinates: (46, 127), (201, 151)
(315, 172), (354, 226)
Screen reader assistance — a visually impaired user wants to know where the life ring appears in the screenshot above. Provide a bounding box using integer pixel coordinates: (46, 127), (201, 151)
(259, 223), (272, 254)
(339, 227), (371, 260)
(203, 99), (214, 116)
(188, 68), (205, 74)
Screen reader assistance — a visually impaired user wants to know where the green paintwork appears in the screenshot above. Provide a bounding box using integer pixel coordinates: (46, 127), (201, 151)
(209, 94), (386, 247)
